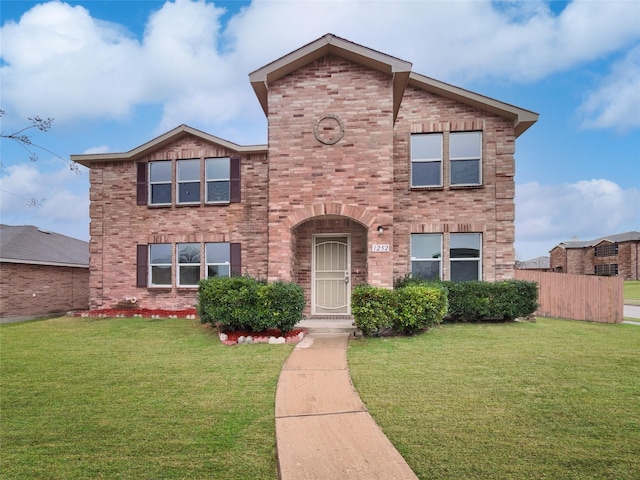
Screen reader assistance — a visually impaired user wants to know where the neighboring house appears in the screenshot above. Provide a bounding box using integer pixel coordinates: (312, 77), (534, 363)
(71, 34), (538, 316)
(0, 225), (89, 321)
(549, 231), (640, 279)
(516, 256), (550, 271)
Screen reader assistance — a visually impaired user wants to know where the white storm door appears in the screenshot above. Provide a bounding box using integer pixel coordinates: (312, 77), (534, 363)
(313, 236), (351, 315)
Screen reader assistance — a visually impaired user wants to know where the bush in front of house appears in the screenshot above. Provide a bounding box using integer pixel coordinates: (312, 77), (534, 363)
(439, 279), (538, 322)
(392, 284), (448, 335)
(256, 281), (306, 333)
(197, 276), (305, 333)
(351, 285), (395, 336)
(351, 283), (448, 336)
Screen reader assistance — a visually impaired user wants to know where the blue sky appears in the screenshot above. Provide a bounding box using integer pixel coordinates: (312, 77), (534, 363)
(1, 0), (638, 261)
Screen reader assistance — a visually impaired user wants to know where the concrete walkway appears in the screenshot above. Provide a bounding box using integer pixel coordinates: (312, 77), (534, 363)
(275, 333), (418, 480)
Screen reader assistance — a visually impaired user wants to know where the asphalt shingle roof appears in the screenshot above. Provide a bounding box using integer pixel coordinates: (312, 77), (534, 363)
(0, 224), (89, 267)
(555, 231), (640, 249)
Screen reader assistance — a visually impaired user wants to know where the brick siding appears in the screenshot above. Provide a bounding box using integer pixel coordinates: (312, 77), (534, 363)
(84, 54), (522, 312)
(550, 241), (640, 279)
(0, 263), (89, 319)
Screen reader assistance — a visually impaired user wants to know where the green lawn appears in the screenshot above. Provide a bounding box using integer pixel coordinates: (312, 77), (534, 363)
(348, 318), (640, 479)
(0, 316), (293, 480)
(4, 316), (639, 479)
(624, 280), (640, 305)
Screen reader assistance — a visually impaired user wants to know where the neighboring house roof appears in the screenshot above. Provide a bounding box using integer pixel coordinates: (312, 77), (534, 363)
(72, 124), (268, 167)
(518, 256), (550, 269)
(552, 231), (640, 250)
(0, 225), (89, 268)
(249, 33), (538, 135)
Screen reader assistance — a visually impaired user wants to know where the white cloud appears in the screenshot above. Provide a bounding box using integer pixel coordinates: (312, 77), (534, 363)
(2, 0), (639, 135)
(83, 145), (110, 154)
(578, 44), (640, 132)
(0, 163), (89, 240)
(515, 178), (640, 259)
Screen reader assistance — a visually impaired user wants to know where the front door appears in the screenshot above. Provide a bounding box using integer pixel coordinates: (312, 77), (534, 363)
(312, 235), (350, 315)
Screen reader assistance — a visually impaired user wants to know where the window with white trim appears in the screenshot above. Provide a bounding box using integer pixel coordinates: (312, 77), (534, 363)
(410, 234), (442, 280)
(450, 233), (482, 281)
(206, 242), (231, 278)
(206, 157), (230, 203)
(450, 132), (481, 186)
(177, 159), (200, 204)
(149, 243), (172, 286)
(411, 133), (442, 187)
(149, 161), (172, 205)
(177, 243), (201, 287)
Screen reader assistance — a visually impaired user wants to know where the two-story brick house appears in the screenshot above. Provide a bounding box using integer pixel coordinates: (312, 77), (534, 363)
(549, 231), (640, 279)
(72, 34), (538, 316)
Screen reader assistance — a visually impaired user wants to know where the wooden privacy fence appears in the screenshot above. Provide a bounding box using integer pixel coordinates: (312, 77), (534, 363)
(515, 270), (624, 323)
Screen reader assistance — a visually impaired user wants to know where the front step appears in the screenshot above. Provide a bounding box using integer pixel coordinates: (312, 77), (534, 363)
(296, 316), (358, 334)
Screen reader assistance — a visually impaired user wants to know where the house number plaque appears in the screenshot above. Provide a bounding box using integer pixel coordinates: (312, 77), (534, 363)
(371, 244), (390, 252)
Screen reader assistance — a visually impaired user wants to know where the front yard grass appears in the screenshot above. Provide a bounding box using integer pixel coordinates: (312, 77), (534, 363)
(348, 318), (640, 479)
(0, 316), (293, 480)
(624, 280), (640, 305)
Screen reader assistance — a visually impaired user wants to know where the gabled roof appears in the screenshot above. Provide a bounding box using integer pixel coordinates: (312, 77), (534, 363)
(249, 33), (413, 123)
(553, 231), (640, 250)
(518, 256), (550, 269)
(71, 124), (268, 167)
(0, 225), (89, 268)
(408, 72), (538, 137)
(249, 33), (538, 136)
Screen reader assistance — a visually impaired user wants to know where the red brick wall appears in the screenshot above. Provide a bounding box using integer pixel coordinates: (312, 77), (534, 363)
(88, 135), (269, 310)
(266, 55), (395, 287)
(551, 241), (640, 279)
(392, 85), (517, 281)
(0, 263), (89, 319)
(86, 54), (524, 312)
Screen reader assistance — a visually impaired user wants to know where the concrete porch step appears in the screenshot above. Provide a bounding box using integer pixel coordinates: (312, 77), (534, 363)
(296, 317), (358, 334)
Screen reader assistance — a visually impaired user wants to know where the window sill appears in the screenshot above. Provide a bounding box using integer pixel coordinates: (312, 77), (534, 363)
(410, 186), (444, 191)
(449, 184), (483, 190)
(148, 286), (172, 290)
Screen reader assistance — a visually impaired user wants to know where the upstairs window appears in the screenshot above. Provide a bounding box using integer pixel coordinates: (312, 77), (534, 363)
(595, 243), (618, 257)
(149, 243), (172, 287)
(411, 133), (442, 187)
(450, 132), (481, 186)
(137, 158), (241, 206)
(177, 159), (200, 204)
(149, 162), (172, 205)
(206, 242), (231, 278)
(177, 243), (201, 287)
(410, 234), (442, 280)
(206, 157), (231, 203)
(450, 233), (482, 281)
(595, 264), (618, 276)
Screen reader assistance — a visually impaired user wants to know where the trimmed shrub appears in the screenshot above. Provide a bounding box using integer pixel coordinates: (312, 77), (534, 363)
(351, 283), (447, 336)
(440, 279), (538, 322)
(197, 276), (305, 332)
(197, 276), (263, 331)
(392, 284), (448, 335)
(256, 281), (305, 333)
(393, 277), (538, 323)
(351, 285), (395, 336)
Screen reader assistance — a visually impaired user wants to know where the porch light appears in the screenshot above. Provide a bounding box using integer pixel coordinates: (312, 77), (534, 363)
(377, 225), (384, 234)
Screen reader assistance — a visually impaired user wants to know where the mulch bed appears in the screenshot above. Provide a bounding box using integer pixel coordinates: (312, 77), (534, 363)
(72, 308), (306, 345)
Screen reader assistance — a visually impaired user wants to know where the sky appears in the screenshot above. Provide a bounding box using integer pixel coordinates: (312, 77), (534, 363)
(0, 0), (639, 261)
